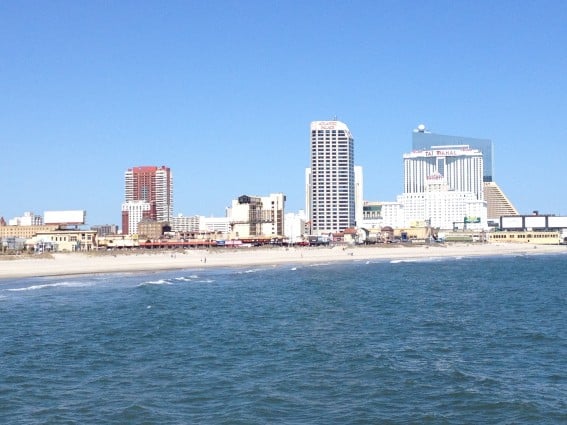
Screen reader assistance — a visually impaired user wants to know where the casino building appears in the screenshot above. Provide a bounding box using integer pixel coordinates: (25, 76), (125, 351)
(307, 120), (356, 234)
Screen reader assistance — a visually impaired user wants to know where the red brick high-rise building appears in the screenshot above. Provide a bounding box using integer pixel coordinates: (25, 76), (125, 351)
(121, 166), (173, 235)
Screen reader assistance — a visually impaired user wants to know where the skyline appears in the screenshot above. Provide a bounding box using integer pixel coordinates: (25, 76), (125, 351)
(2, 1), (567, 225)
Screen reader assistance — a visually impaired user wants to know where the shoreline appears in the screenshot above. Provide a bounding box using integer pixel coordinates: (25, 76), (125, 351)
(1, 243), (565, 281)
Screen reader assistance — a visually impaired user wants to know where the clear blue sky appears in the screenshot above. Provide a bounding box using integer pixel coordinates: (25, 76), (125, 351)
(1, 1), (566, 225)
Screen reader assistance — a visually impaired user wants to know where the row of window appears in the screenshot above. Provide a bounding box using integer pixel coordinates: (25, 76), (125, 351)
(49, 234), (92, 242)
(491, 233), (555, 239)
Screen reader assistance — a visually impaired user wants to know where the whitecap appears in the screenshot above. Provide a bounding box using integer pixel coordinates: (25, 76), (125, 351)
(137, 279), (172, 286)
(6, 281), (93, 292)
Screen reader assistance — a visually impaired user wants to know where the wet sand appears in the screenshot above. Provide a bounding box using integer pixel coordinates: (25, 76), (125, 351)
(1, 243), (565, 280)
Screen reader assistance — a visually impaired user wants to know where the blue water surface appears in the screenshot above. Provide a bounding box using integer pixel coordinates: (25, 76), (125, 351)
(1, 254), (566, 424)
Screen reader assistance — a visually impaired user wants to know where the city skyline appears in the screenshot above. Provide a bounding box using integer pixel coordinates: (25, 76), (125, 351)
(1, 2), (567, 225)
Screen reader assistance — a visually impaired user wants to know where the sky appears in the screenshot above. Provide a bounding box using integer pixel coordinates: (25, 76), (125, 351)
(1, 0), (566, 226)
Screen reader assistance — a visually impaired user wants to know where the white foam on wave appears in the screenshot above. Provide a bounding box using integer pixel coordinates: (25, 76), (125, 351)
(197, 279), (215, 283)
(6, 281), (93, 292)
(390, 257), (444, 264)
(174, 276), (195, 282)
(137, 279), (172, 286)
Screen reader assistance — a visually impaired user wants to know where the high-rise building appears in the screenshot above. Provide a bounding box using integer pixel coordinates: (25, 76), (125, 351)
(483, 181), (518, 221)
(403, 146), (484, 200)
(226, 193), (285, 239)
(412, 125), (517, 222)
(308, 120), (356, 234)
(122, 166), (173, 234)
(412, 125), (493, 182)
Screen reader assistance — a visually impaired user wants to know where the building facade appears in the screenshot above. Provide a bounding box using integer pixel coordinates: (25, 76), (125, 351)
(403, 146), (484, 200)
(397, 180), (487, 230)
(226, 193), (285, 240)
(412, 125), (493, 182)
(121, 200), (151, 235)
(170, 214), (231, 236)
(123, 166), (173, 234)
(8, 211), (43, 226)
(308, 120), (355, 235)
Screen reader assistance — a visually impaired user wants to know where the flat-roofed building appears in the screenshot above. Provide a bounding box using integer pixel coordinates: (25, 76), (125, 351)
(121, 200), (151, 235)
(227, 193), (285, 239)
(0, 224), (59, 239)
(309, 120), (356, 234)
(31, 229), (97, 252)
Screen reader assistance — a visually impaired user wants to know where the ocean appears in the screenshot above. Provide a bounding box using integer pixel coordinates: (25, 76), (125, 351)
(1, 253), (566, 424)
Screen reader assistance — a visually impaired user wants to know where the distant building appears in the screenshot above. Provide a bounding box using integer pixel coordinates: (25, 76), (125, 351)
(412, 125), (516, 221)
(170, 214), (202, 233)
(359, 201), (385, 230)
(121, 200), (151, 235)
(201, 216), (231, 235)
(226, 193), (285, 240)
(308, 120), (356, 235)
(404, 146), (484, 200)
(397, 177), (487, 230)
(412, 125), (493, 182)
(0, 224), (59, 239)
(484, 182), (518, 222)
(170, 214), (230, 236)
(8, 211), (43, 226)
(123, 166), (173, 234)
(31, 229), (97, 252)
(284, 210), (307, 243)
(137, 219), (168, 240)
(91, 224), (119, 236)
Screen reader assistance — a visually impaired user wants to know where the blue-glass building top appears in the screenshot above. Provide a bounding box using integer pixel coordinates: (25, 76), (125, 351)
(412, 130), (493, 182)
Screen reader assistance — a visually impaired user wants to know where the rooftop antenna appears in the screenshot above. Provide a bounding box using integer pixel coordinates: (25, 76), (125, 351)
(333, 115), (338, 121)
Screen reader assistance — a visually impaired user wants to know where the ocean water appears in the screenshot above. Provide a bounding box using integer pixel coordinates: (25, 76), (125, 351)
(1, 253), (566, 424)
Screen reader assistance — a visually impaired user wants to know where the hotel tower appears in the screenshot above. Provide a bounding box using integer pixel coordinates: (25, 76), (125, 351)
(412, 125), (517, 222)
(308, 120), (356, 234)
(122, 166), (173, 234)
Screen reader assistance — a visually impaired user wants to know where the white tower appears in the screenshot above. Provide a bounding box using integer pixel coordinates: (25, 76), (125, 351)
(309, 120), (355, 234)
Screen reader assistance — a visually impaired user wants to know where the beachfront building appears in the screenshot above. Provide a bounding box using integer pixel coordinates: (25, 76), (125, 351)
(484, 181), (519, 223)
(412, 124), (516, 223)
(397, 176), (487, 230)
(308, 120), (356, 235)
(170, 214), (231, 237)
(90, 224), (119, 236)
(284, 210), (307, 244)
(122, 166), (173, 234)
(413, 124), (493, 183)
(121, 200), (151, 235)
(404, 146), (484, 200)
(489, 231), (560, 245)
(226, 193), (285, 240)
(30, 229), (98, 252)
(0, 223), (59, 239)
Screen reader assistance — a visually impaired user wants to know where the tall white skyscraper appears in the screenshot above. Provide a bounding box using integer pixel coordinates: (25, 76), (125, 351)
(309, 120), (355, 234)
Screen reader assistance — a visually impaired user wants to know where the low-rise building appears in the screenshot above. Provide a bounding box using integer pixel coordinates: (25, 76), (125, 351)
(488, 231), (560, 245)
(31, 229), (98, 252)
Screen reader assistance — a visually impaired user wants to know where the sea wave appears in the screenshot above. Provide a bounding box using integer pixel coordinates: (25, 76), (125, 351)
(6, 281), (93, 292)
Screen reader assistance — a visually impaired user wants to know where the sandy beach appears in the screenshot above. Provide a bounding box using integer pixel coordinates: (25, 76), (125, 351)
(1, 243), (565, 280)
